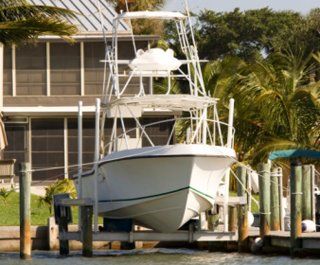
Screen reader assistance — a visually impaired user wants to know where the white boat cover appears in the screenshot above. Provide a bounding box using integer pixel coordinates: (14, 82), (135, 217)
(129, 48), (182, 72)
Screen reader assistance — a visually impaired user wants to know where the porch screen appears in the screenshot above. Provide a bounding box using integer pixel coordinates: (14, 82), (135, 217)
(31, 119), (64, 180)
(4, 125), (26, 176)
(16, 43), (46, 95)
(3, 46), (12, 96)
(51, 43), (81, 95)
(67, 118), (95, 175)
(84, 42), (105, 95)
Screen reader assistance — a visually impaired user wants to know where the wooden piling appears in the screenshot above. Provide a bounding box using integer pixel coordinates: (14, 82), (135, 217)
(271, 167), (281, 231)
(258, 163), (271, 237)
(302, 165), (312, 220)
(19, 162), (31, 260)
(236, 166), (249, 252)
(228, 206), (237, 232)
(81, 205), (93, 257)
(290, 162), (303, 255)
(58, 207), (69, 256)
(311, 165), (316, 222)
(278, 167), (284, 231)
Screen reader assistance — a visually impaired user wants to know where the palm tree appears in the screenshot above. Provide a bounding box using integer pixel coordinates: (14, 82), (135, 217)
(0, 0), (77, 44)
(202, 49), (320, 165)
(201, 57), (260, 161)
(237, 49), (319, 164)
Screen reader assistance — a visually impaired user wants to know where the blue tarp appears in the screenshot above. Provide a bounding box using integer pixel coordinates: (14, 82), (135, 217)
(269, 149), (320, 161)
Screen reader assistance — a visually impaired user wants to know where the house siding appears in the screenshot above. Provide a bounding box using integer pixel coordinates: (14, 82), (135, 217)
(3, 39), (172, 181)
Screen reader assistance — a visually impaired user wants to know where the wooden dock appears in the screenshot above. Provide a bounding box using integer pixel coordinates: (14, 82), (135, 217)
(260, 231), (320, 251)
(17, 161), (320, 259)
(60, 230), (238, 243)
(52, 162), (320, 258)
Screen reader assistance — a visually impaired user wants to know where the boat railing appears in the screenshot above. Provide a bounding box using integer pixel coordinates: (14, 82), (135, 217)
(104, 116), (235, 154)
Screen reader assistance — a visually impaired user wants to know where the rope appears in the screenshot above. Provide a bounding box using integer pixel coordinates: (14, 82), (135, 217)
(230, 168), (260, 208)
(25, 161), (97, 173)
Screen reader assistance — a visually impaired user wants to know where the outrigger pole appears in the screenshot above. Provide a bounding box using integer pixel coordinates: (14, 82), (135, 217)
(94, 98), (101, 232)
(78, 101), (83, 224)
(224, 98), (235, 232)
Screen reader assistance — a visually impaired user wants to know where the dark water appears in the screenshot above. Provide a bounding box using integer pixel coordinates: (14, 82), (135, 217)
(0, 249), (319, 265)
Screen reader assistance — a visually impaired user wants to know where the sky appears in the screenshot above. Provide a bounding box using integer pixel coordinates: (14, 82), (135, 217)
(164, 0), (320, 14)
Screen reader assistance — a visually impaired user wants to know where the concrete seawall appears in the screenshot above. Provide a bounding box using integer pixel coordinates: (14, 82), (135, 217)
(0, 218), (110, 252)
(0, 218), (157, 252)
(0, 226), (48, 251)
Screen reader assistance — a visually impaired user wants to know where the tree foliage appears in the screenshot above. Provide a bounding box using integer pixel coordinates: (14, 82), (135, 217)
(107, 0), (165, 13)
(0, 187), (14, 205)
(203, 50), (320, 165)
(196, 8), (305, 60)
(38, 179), (76, 213)
(0, 0), (77, 44)
(189, 8), (320, 63)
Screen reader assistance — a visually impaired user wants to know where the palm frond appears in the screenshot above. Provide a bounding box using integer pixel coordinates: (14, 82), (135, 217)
(0, 0), (77, 44)
(202, 48), (319, 166)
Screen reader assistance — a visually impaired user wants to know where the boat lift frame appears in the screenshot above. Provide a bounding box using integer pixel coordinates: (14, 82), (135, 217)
(55, 197), (241, 257)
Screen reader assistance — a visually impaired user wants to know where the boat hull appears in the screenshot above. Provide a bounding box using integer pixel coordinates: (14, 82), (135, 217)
(79, 144), (236, 232)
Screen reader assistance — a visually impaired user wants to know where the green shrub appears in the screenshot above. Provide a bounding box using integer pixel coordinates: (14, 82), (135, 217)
(0, 187), (14, 205)
(38, 179), (76, 213)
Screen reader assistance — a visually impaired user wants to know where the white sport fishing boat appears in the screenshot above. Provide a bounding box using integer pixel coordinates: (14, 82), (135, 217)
(76, 2), (236, 232)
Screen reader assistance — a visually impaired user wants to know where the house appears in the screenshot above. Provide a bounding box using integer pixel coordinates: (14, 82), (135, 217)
(1, 0), (170, 181)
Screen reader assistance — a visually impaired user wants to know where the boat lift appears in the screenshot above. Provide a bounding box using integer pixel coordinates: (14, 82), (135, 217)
(73, 0), (239, 247)
(54, 196), (244, 257)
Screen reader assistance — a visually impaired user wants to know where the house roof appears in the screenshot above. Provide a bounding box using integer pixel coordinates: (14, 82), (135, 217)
(28, 0), (129, 33)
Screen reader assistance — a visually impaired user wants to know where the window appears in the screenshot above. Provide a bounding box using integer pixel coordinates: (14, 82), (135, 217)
(31, 119), (64, 180)
(84, 42), (105, 95)
(67, 118), (95, 175)
(51, 43), (80, 95)
(3, 46), (12, 96)
(4, 125), (27, 176)
(16, 43), (46, 95)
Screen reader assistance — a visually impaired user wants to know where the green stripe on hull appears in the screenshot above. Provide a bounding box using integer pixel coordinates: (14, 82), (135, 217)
(99, 186), (214, 203)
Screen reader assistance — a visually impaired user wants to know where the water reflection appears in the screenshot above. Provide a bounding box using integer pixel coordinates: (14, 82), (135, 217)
(0, 249), (318, 265)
